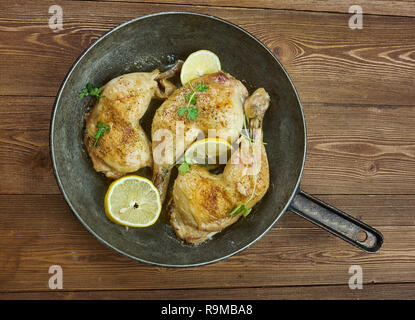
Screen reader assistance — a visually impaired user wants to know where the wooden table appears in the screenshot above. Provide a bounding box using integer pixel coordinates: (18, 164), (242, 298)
(1, 0), (415, 300)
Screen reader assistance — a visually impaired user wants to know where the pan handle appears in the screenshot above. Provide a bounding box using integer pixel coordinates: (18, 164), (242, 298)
(289, 190), (383, 253)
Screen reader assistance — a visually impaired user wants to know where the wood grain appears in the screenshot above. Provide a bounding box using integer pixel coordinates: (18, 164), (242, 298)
(0, 129), (58, 194)
(107, 0), (415, 17)
(1, 282), (415, 299)
(0, 195), (414, 292)
(303, 104), (415, 194)
(1, 1), (415, 106)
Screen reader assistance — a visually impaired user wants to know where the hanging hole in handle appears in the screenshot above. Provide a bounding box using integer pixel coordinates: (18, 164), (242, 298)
(357, 230), (368, 242)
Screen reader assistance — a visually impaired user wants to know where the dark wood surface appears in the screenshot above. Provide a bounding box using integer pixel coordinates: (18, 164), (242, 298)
(1, 0), (414, 299)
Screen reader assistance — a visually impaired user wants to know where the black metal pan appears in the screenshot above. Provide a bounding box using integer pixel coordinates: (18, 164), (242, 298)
(50, 12), (383, 267)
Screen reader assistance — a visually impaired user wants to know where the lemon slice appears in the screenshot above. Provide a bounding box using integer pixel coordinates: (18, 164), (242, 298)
(180, 50), (221, 85)
(104, 175), (161, 227)
(184, 138), (233, 165)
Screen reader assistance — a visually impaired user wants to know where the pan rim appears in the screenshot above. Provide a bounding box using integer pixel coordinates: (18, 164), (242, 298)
(49, 11), (307, 268)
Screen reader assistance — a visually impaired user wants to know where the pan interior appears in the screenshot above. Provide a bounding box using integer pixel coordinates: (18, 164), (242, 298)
(51, 12), (306, 267)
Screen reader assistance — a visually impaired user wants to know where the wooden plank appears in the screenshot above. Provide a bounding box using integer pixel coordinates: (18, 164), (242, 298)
(0, 129), (59, 194)
(1, 194), (413, 229)
(106, 0), (415, 18)
(0, 224), (413, 291)
(1, 282), (415, 299)
(0, 97), (52, 130)
(0, 97), (57, 195)
(1, 0), (415, 107)
(302, 104), (415, 194)
(1, 97), (414, 195)
(0, 194), (414, 291)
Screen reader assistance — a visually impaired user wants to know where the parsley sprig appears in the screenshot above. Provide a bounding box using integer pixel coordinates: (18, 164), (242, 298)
(177, 82), (209, 121)
(79, 83), (105, 101)
(178, 157), (192, 175)
(94, 121), (110, 147)
(168, 152), (192, 175)
(178, 105), (198, 121)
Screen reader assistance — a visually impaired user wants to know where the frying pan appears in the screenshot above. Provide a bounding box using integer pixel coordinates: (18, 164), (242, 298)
(50, 12), (384, 267)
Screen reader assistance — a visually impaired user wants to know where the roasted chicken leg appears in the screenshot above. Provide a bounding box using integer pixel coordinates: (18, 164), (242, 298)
(151, 71), (248, 202)
(84, 61), (182, 179)
(170, 88), (271, 244)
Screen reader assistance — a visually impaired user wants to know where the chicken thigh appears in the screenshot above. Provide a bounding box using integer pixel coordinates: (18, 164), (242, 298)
(84, 62), (182, 179)
(170, 88), (271, 244)
(151, 71), (248, 202)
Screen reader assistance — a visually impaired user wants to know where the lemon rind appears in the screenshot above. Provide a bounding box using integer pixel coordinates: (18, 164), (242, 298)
(104, 175), (161, 228)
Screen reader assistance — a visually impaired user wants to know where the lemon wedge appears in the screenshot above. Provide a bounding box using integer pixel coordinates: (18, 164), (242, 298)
(104, 175), (161, 227)
(184, 138), (233, 165)
(180, 50), (221, 85)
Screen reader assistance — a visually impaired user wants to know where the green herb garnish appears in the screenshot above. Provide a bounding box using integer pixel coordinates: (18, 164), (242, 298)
(187, 105), (199, 121)
(195, 83), (209, 92)
(177, 155), (194, 175)
(177, 106), (187, 117)
(178, 160), (191, 175)
(177, 104), (199, 120)
(229, 173), (257, 217)
(94, 121), (110, 147)
(177, 82), (209, 121)
(184, 93), (196, 104)
(229, 204), (252, 217)
(79, 83), (104, 101)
